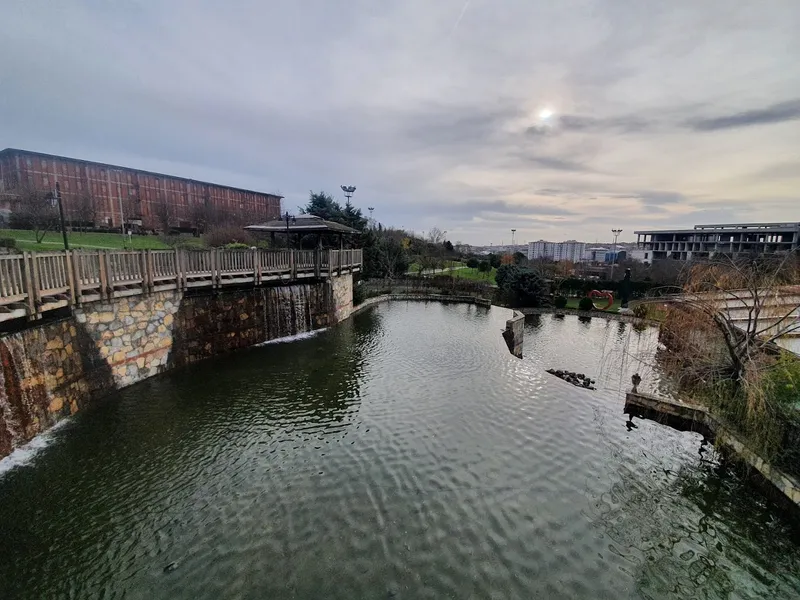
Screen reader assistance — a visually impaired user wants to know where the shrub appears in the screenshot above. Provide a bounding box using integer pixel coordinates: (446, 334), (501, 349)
(632, 303), (649, 319)
(0, 237), (17, 249)
(477, 261), (491, 273)
(553, 295), (567, 309)
(224, 242), (251, 250)
(204, 225), (255, 248)
(578, 297), (594, 311)
(466, 257), (479, 269)
(495, 264), (520, 290)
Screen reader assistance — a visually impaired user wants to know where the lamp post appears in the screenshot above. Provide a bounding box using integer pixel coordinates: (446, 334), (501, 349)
(340, 185), (356, 205)
(511, 229), (516, 253)
(53, 182), (69, 250)
(610, 228), (623, 280)
(284, 211), (296, 248)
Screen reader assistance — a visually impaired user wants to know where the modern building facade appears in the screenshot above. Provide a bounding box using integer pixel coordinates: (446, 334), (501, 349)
(635, 222), (800, 261)
(527, 240), (586, 262)
(0, 148), (283, 232)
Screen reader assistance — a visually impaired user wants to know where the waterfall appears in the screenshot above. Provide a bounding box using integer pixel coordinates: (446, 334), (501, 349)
(0, 333), (54, 457)
(262, 284), (321, 343)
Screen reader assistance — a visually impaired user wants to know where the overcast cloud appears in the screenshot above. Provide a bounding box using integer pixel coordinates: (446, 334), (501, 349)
(1, 0), (798, 244)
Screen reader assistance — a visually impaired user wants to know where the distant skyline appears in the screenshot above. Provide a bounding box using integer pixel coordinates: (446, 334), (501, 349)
(1, 1), (798, 245)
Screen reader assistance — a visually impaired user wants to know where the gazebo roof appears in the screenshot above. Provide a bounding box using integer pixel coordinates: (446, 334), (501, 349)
(244, 214), (360, 235)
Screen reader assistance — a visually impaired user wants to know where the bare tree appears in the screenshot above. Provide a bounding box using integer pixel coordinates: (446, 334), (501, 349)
(153, 196), (173, 233)
(655, 253), (800, 461)
(656, 253), (800, 422)
(72, 190), (97, 232)
(190, 195), (215, 234)
(427, 227), (445, 245)
(10, 185), (58, 243)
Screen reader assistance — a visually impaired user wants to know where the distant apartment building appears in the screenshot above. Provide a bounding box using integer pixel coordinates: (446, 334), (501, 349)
(0, 148), (283, 232)
(527, 240), (586, 262)
(635, 222), (800, 261)
(582, 247), (609, 263)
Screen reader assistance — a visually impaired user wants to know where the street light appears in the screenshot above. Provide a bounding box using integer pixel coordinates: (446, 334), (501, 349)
(285, 211), (296, 248)
(611, 228), (623, 280)
(340, 185), (356, 205)
(52, 182), (69, 250)
(511, 229), (516, 253)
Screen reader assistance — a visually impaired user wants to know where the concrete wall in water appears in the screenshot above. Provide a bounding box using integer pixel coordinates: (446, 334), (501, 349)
(502, 311), (524, 358)
(0, 274), (351, 458)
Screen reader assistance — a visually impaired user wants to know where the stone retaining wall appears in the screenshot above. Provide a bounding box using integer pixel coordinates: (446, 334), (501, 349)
(0, 274), (353, 459)
(625, 390), (800, 510)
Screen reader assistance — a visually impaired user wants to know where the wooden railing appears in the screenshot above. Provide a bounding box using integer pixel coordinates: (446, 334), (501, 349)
(0, 248), (362, 322)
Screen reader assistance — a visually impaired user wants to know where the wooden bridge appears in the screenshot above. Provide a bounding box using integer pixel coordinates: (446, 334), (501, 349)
(0, 248), (362, 323)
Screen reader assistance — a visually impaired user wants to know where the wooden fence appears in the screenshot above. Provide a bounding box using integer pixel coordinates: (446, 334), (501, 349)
(0, 248), (362, 322)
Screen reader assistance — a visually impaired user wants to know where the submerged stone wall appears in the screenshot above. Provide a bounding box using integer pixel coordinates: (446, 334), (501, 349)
(0, 274), (353, 459)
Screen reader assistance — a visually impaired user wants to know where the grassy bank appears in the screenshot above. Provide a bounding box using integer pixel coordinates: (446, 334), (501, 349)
(0, 229), (172, 251)
(441, 267), (497, 285)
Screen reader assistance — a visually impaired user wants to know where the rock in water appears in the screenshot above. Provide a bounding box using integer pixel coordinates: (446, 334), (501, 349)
(163, 561), (179, 574)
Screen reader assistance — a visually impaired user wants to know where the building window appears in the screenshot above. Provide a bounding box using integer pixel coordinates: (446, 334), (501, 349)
(128, 187), (135, 196)
(41, 159), (47, 168)
(77, 181), (83, 191)
(26, 158), (32, 167)
(102, 185), (107, 193)
(42, 176), (49, 187)
(127, 174), (132, 183)
(62, 165), (67, 174)
(64, 180), (70, 190)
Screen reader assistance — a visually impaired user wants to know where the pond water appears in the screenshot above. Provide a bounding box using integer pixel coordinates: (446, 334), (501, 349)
(1, 302), (798, 599)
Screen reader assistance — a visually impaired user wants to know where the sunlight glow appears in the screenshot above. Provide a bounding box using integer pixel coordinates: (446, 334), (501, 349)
(539, 108), (554, 120)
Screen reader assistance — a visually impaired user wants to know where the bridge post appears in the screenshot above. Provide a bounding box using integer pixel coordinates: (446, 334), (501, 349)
(22, 252), (36, 319)
(253, 247), (261, 285)
(99, 251), (109, 300)
(64, 250), (77, 306)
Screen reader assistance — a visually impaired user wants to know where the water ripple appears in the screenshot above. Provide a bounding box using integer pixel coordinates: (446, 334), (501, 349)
(0, 304), (798, 599)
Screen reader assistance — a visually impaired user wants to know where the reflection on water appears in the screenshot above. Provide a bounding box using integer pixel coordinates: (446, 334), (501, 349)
(0, 304), (798, 599)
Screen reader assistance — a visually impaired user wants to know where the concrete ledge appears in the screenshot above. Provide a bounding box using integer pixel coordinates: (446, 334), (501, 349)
(626, 390), (800, 510)
(503, 310), (524, 358)
(351, 294), (491, 317)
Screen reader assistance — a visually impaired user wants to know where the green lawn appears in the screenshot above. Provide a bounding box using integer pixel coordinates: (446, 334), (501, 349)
(443, 267), (497, 285)
(406, 260), (464, 274)
(565, 297), (622, 313)
(0, 229), (173, 251)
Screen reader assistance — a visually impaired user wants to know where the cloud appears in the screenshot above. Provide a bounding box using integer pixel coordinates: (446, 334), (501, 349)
(558, 114), (654, 134)
(686, 99), (800, 131)
(0, 0), (798, 245)
(524, 155), (594, 173)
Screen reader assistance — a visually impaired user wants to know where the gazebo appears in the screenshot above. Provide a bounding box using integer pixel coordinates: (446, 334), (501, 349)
(244, 214), (360, 250)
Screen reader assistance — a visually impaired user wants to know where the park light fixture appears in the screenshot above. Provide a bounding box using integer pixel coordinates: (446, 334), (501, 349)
(340, 185), (356, 205)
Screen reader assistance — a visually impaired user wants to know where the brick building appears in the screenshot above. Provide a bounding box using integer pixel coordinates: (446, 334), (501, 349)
(0, 148), (282, 232)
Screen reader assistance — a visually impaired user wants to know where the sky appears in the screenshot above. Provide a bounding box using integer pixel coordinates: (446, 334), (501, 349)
(1, 1), (799, 245)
